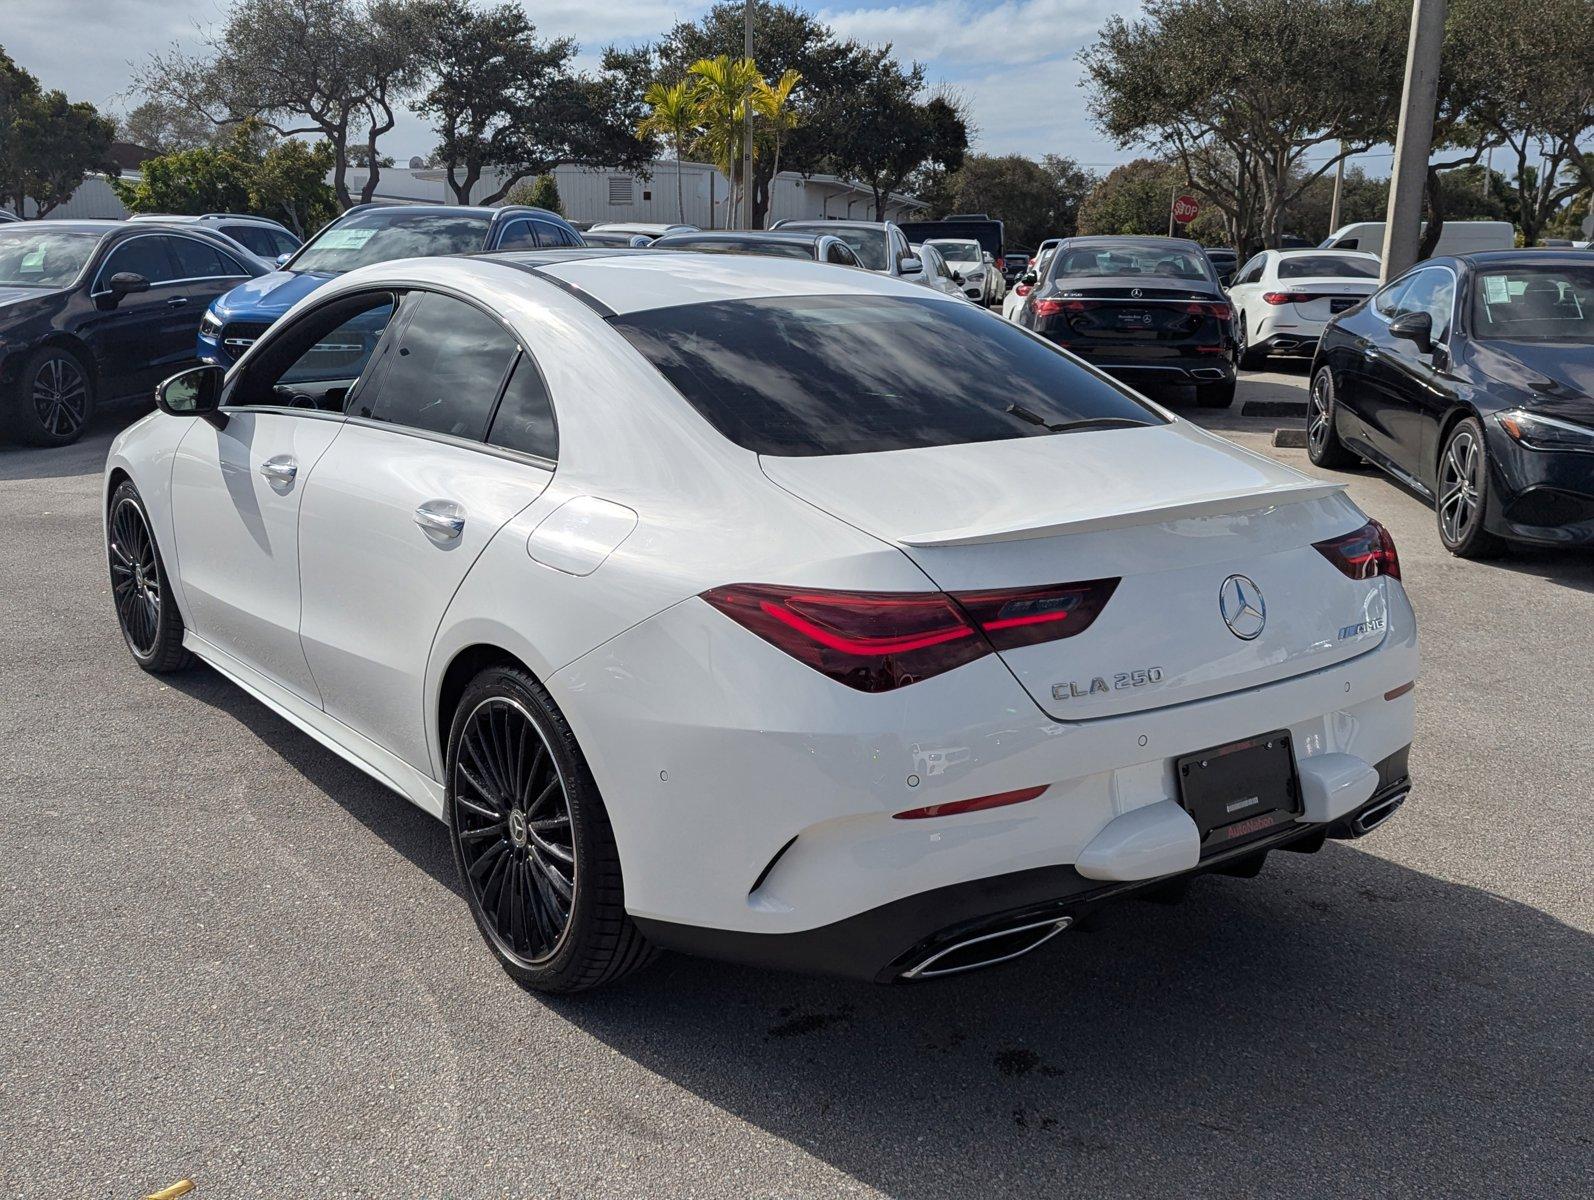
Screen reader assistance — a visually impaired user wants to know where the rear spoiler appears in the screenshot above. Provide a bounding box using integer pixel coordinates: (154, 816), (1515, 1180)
(897, 480), (1347, 547)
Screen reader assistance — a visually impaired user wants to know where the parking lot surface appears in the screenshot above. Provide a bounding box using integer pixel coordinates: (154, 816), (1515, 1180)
(2, 371), (1590, 1199)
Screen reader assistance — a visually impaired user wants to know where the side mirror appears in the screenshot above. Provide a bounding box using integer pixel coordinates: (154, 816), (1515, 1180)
(157, 365), (226, 426)
(99, 272), (150, 307)
(1021, 271), (1037, 285)
(899, 255), (923, 276)
(274, 252), (292, 268)
(951, 270), (964, 284)
(1389, 310), (1434, 354)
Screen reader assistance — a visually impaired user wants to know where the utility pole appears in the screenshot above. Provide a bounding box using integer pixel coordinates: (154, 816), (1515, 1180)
(1329, 143), (1346, 235)
(1481, 146), (1492, 198)
(1380, 0), (1446, 281)
(741, 0), (755, 231)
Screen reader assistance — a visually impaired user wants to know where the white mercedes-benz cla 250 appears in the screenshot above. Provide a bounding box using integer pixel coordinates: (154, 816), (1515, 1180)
(105, 250), (1418, 992)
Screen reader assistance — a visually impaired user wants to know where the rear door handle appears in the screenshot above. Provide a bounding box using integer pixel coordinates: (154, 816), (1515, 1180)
(259, 455), (297, 484)
(166, 297), (189, 307)
(414, 500), (466, 540)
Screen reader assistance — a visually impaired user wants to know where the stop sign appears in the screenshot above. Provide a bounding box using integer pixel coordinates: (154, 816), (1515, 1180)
(1172, 194), (1200, 224)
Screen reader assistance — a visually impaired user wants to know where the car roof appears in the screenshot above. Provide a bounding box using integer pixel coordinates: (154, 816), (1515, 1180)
(1064, 235), (1202, 249)
(653, 230), (827, 244)
(3, 219), (123, 233)
(1455, 249), (1593, 267)
(477, 247), (933, 316)
(778, 219), (891, 231)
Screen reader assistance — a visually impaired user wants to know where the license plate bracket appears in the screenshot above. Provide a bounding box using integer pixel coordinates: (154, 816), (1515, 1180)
(1330, 298), (1355, 313)
(1176, 731), (1301, 855)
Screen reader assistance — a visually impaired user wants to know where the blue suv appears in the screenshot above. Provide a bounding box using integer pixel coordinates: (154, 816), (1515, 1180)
(198, 203), (584, 364)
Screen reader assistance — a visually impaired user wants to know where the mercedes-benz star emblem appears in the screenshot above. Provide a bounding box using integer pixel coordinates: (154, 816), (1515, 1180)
(1131, 287), (1143, 298)
(1219, 574), (1266, 640)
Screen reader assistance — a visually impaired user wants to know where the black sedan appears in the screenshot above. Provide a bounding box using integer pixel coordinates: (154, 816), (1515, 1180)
(649, 229), (863, 266)
(1016, 236), (1237, 407)
(0, 220), (264, 446)
(1309, 251), (1594, 557)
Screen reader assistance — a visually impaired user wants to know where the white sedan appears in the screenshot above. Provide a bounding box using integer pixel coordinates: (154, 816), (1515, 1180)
(106, 251), (1419, 991)
(1227, 249), (1382, 367)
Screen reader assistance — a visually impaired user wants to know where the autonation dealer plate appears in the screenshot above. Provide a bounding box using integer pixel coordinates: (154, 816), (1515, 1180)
(1176, 731), (1301, 854)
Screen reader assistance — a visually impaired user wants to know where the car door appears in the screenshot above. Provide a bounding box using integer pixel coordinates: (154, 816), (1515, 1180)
(168, 290), (399, 703)
(1359, 267), (1455, 481)
(1331, 274), (1414, 460)
(1228, 254), (1268, 322)
(167, 234), (255, 359)
(296, 289), (555, 775)
(78, 234), (186, 400)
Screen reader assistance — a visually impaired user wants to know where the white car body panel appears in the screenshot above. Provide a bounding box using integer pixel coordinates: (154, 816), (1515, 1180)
(106, 250), (1421, 976)
(1230, 251), (1381, 354)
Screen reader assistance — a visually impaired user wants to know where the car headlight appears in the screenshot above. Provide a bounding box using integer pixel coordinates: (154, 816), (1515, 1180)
(967, 268), (985, 281)
(200, 310), (224, 336)
(1496, 409), (1594, 453)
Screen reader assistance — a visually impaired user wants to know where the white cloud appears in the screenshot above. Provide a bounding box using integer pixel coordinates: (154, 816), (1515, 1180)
(818, 0), (1118, 69)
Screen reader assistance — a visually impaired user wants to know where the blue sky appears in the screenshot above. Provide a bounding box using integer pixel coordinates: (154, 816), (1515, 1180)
(4, 0), (1137, 166)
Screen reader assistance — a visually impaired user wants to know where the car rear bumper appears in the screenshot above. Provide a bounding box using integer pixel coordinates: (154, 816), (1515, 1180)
(1257, 333), (1320, 357)
(636, 753), (1413, 982)
(1089, 359), (1236, 386)
(550, 578), (1419, 969)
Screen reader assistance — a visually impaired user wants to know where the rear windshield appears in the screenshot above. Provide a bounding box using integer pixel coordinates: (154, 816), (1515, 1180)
(1051, 243), (1211, 282)
(1470, 265), (1594, 342)
(292, 210), (491, 274)
(609, 294), (1163, 456)
(0, 228), (102, 287)
(1278, 254), (1379, 280)
(782, 225), (887, 271)
(657, 238), (814, 260)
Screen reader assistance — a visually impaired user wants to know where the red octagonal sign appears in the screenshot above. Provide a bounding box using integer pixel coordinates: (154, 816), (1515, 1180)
(1172, 194), (1200, 224)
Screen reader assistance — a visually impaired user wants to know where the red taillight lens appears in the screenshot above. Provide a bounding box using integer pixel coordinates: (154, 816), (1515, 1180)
(700, 584), (987, 692)
(1313, 518), (1401, 581)
(702, 578), (1121, 691)
(1031, 298), (1064, 318)
(1262, 291), (1311, 305)
(1015, 283), (1031, 297)
(953, 578), (1120, 650)
(1185, 301), (1232, 319)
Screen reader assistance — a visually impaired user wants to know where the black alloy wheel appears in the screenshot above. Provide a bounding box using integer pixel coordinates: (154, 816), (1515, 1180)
(1307, 367), (1357, 468)
(7, 347), (96, 447)
(1436, 416), (1506, 559)
(446, 666), (655, 992)
(107, 481), (190, 672)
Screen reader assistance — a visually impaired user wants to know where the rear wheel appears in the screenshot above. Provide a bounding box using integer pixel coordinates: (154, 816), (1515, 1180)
(1436, 417), (1507, 559)
(5, 346), (95, 446)
(108, 481), (191, 672)
(1193, 378), (1236, 409)
(446, 665), (656, 993)
(1306, 367), (1358, 468)
(1235, 315), (1267, 370)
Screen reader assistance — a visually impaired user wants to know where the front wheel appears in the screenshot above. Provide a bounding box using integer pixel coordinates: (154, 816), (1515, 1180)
(1436, 417), (1507, 559)
(5, 346), (96, 446)
(446, 665), (656, 993)
(1235, 316), (1267, 370)
(1307, 367), (1358, 468)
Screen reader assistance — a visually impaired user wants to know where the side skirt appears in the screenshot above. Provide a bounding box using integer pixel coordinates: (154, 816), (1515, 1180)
(183, 631), (447, 821)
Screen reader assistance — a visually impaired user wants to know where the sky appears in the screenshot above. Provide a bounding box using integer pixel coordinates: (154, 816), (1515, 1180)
(0, 0), (1393, 177)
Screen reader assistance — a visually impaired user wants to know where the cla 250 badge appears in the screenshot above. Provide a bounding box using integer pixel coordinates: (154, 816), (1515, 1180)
(1053, 667), (1164, 701)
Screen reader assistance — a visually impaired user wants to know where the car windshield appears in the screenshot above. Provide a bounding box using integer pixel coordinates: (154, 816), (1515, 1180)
(291, 210), (491, 274)
(784, 225), (887, 271)
(0, 229), (102, 288)
(929, 241), (982, 263)
(1470, 265), (1594, 342)
(1051, 243), (1212, 282)
(1278, 254), (1379, 280)
(658, 238), (814, 260)
(609, 293), (1163, 456)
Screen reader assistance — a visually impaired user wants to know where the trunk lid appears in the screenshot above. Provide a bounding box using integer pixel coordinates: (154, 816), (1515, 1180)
(1277, 277), (1377, 323)
(760, 423), (1389, 720)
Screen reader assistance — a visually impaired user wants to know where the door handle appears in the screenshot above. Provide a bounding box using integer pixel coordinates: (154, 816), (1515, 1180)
(166, 297), (189, 307)
(414, 500), (466, 540)
(259, 455), (297, 484)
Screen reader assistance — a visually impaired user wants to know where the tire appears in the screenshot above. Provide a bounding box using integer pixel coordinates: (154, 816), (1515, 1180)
(1193, 378), (1236, 409)
(1435, 416), (1508, 559)
(1235, 316), (1267, 370)
(446, 665), (656, 993)
(1306, 367), (1358, 469)
(5, 345), (96, 447)
(108, 480), (192, 673)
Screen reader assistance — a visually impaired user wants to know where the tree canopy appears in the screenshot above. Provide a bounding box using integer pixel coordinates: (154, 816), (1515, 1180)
(0, 46), (116, 218)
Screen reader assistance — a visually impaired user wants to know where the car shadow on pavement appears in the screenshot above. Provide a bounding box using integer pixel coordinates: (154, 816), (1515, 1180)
(169, 660), (1589, 1197)
(0, 410), (144, 483)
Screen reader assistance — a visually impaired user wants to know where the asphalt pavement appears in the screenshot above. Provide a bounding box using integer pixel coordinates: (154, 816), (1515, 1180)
(2, 370), (1590, 1199)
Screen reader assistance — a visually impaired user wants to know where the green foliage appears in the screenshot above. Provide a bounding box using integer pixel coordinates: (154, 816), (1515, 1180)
(1076, 158), (1183, 237)
(114, 123), (335, 235)
(932, 154), (1097, 248)
(0, 45), (117, 217)
(504, 174), (564, 215)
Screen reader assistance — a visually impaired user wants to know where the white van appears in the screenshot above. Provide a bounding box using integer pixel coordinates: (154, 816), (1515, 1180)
(1320, 220), (1514, 256)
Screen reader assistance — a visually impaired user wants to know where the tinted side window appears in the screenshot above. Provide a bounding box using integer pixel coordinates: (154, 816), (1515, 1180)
(221, 224), (274, 256)
(229, 291), (396, 410)
(487, 353), (558, 460)
(1373, 278), (1411, 319)
(170, 237), (233, 279)
(100, 237), (177, 287)
(826, 243), (855, 265)
(495, 220), (538, 250)
(1395, 269), (1454, 341)
(269, 231), (301, 258)
(1238, 256), (1265, 284)
(358, 292), (518, 440)
(533, 219), (576, 248)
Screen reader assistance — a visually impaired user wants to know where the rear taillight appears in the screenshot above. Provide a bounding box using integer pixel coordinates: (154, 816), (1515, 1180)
(1313, 518), (1401, 581)
(1015, 283), (1031, 296)
(701, 578), (1120, 692)
(1185, 301), (1232, 319)
(1031, 298), (1065, 318)
(1262, 291), (1313, 305)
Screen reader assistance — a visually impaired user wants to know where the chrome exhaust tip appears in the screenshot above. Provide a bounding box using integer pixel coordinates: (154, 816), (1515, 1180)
(1191, 367), (1228, 381)
(1351, 789), (1408, 837)
(900, 916), (1072, 981)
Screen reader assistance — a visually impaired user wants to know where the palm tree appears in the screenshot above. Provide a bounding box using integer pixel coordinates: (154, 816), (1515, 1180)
(754, 69), (802, 222)
(687, 55), (762, 228)
(637, 80), (699, 225)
